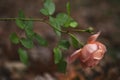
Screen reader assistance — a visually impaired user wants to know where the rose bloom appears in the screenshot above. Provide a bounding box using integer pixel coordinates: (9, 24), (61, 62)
(69, 32), (106, 68)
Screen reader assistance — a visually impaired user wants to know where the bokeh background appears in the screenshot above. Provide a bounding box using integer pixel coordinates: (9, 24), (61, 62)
(0, 0), (120, 80)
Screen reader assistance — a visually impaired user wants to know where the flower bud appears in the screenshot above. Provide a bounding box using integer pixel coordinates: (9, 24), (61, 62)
(85, 27), (94, 33)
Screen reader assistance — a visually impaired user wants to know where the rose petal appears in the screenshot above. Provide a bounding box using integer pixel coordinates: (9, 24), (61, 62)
(88, 32), (101, 43)
(80, 56), (99, 68)
(85, 56), (99, 67)
(93, 49), (103, 60)
(84, 44), (98, 53)
(93, 42), (106, 60)
(69, 49), (81, 63)
(79, 44), (98, 62)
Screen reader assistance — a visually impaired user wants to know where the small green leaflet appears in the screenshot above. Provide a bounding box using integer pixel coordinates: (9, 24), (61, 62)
(56, 13), (78, 28)
(57, 59), (67, 73)
(16, 18), (24, 29)
(40, 0), (55, 15)
(18, 48), (29, 65)
(58, 40), (70, 50)
(69, 21), (78, 28)
(69, 33), (83, 49)
(9, 33), (19, 44)
(15, 10), (25, 29)
(49, 16), (61, 36)
(25, 28), (35, 39)
(20, 38), (34, 48)
(34, 33), (48, 46)
(56, 13), (74, 28)
(49, 13), (78, 36)
(53, 47), (62, 64)
(18, 10), (25, 18)
(24, 20), (34, 39)
(56, 13), (69, 26)
(40, 9), (49, 16)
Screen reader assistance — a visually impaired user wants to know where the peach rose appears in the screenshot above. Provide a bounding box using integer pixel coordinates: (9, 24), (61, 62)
(69, 32), (106, 68)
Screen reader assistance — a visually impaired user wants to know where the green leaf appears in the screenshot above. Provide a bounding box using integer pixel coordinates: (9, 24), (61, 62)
(66, 2), (71, 15)
(9, 33), (19, 44)
(53, 47), (62, 64)
(18, 48), (29, 65)
(69, 21), (78, 28)
(15, 10), (25, 29)
(49, 17), (61, 36)
(24, 20), (34, 38)
(56, 13), (69, 26)
(40, 0), (55, 15)
(20, 38), (34, 48)
(25, 28), (35, 39)
(56, 13), (77, 28)
(57, 59), (67, 73)
(24, 20), (33, 28)
(40, 8), (49, 15)
(18, 10), (25, 18)
(57, 14), (72, 28)
(34, 33), (48, 46)
(70, 34), (83, 49)
(44, 0), (55, 15)
(16, 18), (25, 29)
(58, 40), (70, 50)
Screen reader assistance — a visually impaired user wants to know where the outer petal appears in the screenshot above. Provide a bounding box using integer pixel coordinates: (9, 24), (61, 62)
(85, 58), (99, 67)
(80, 55), (99, 68)
(69, 49), (81, 63)
(93, 42), (106, 60)
(87, 32), (100, 43)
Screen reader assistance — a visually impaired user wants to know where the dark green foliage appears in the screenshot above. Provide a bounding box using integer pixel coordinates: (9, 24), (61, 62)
(9, 1), (87, 73)
(40, 0), (55, 15)
(18, 48), (29, 65)
(20, 38), (34, 49)
(70, 33), (83, 49)
(49, 16), (62, 36)
(49, 13), (78, 36)
(57, 59), (67, 73)
(69, 21), (78, 28)
(34, 33), (48, 46)
(24, 20), (34, 39)
(15, 10), (26, 29)
(10, 33), (19, 44)
(56, 13), (78, 28)
(58, 40), (70, 50)
(53, 47), (62, 64)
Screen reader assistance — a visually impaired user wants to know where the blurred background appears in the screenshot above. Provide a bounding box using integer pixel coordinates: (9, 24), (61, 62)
(0, 0), (120, 80)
